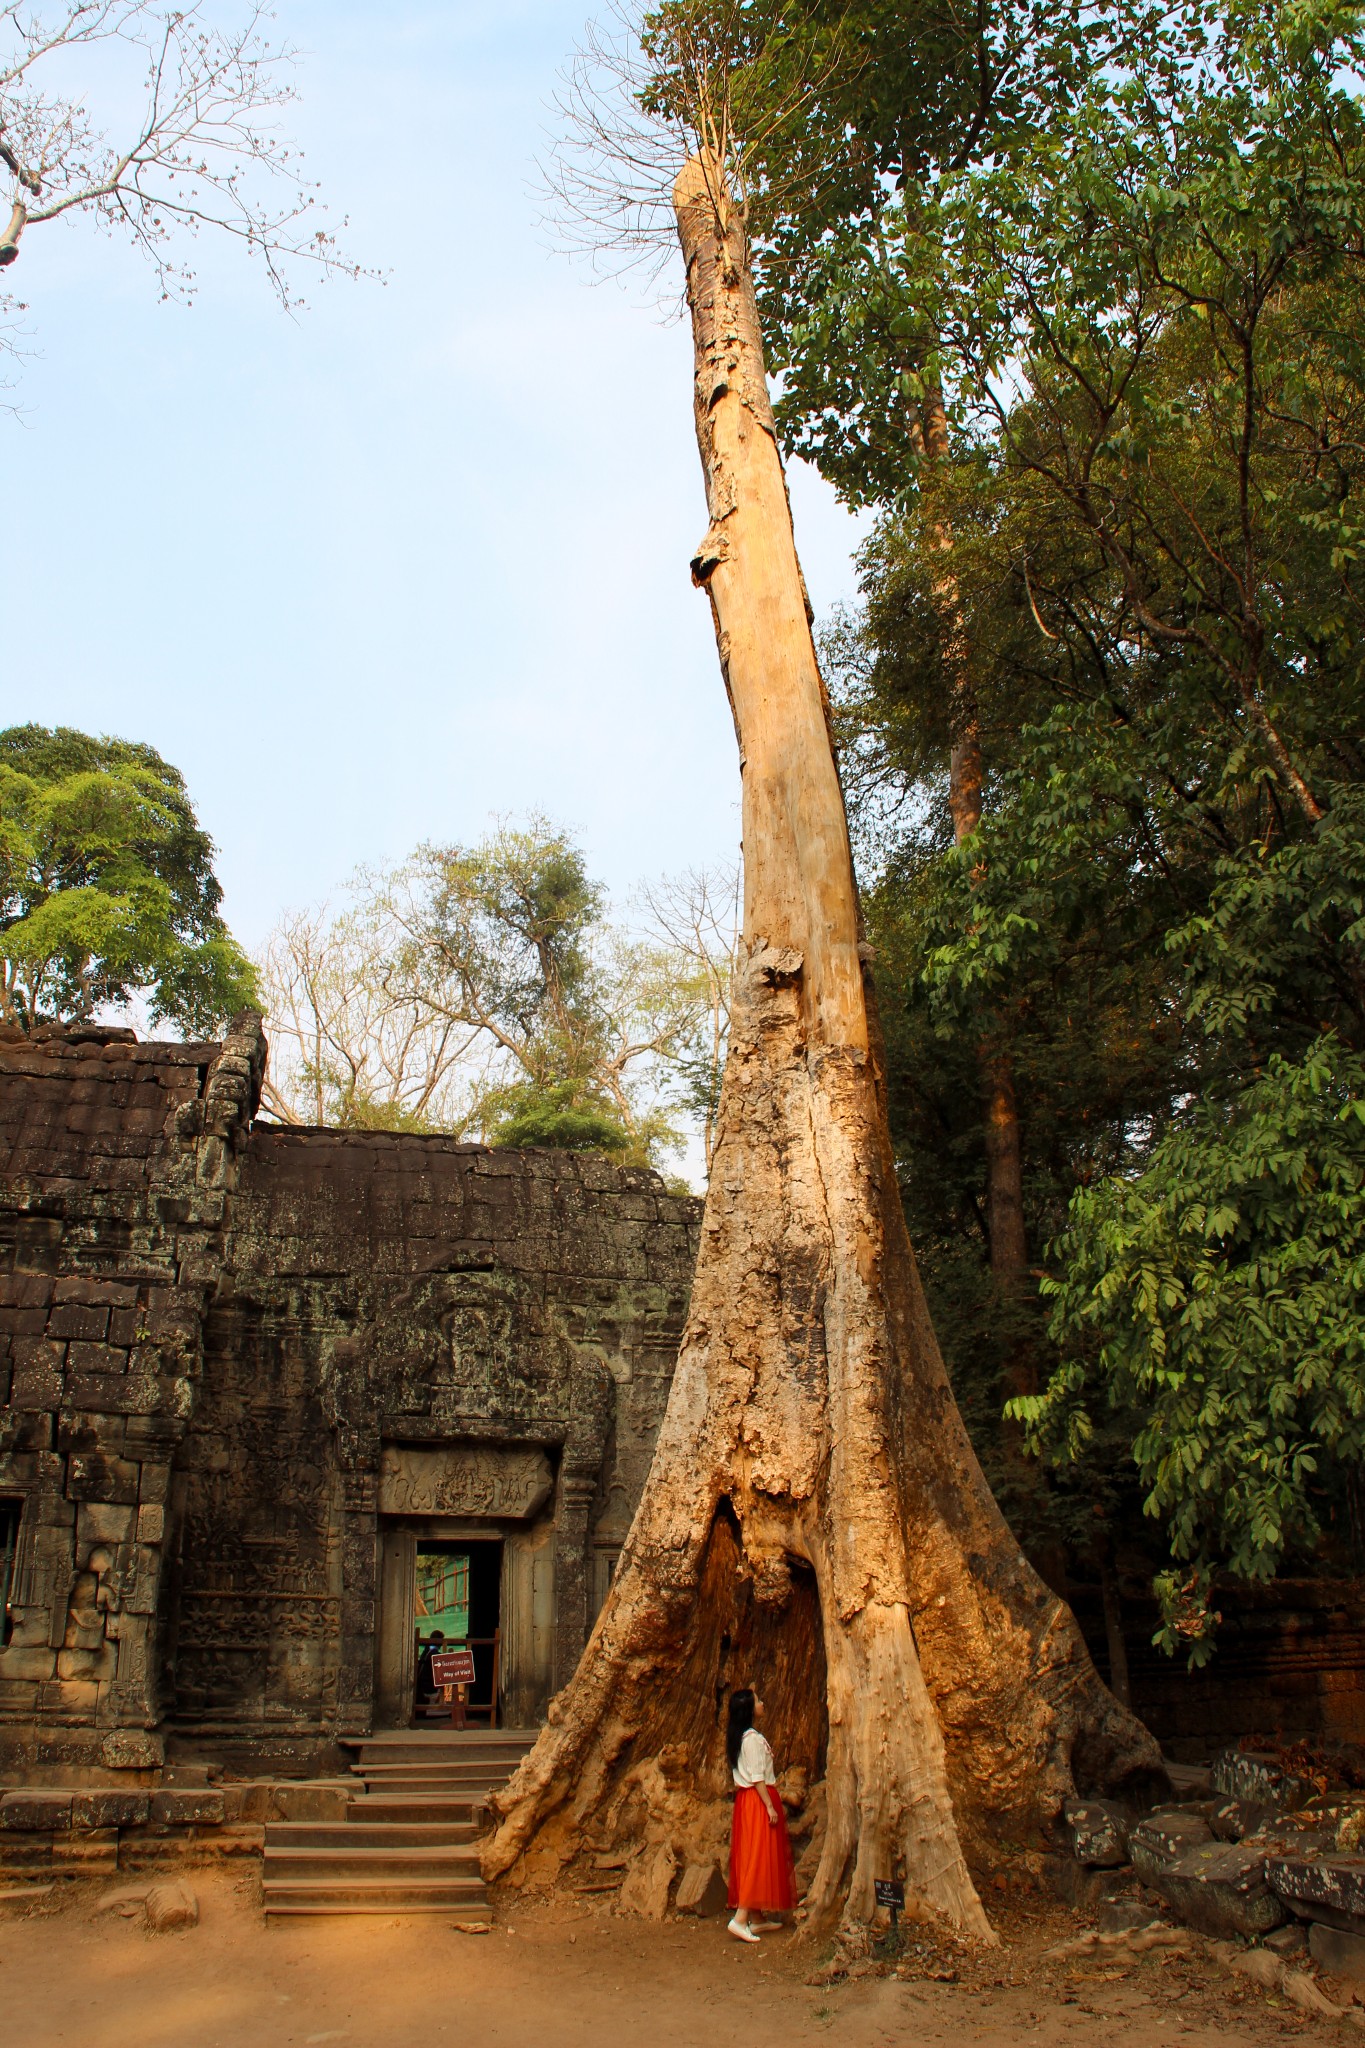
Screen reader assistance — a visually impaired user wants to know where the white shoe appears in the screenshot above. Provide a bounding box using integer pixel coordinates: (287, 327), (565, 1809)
(727, 1916), (761, 1943)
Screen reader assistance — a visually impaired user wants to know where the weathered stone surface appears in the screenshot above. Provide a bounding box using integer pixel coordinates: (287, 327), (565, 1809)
(0, 1792), (71, 1831)
(675, 1862), (729, 1916)
(1309, 1919), (1365, 1982)
(100, 1730), (163, 1771)
(71, 1790), (150, 1830)
(149, 1788), (225, 1827)
(1063, 1798), (1129, 1868)
(618, 1842), (678, 1920)
(1268, 1853), (1365, 1929)
(0, 1017), (700, 1779)
(144, 1878), (198, 1931)
(1212, 1748), (1317, 1813)
(1147, 1839), (1287, 1940)
(1129, 1810), (1215, 1883)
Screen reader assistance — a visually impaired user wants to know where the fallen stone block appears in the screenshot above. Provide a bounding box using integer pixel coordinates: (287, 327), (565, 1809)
(1310, 1920), (1365, 1985)
(1267, 1853), (1365, 1929)
(1213, 1748), (1318, 1815)
(675, 1862), (729, 1917)
(1210, 1797), (1275, 1843)
(149, 1788), (225, 1827)
(144, 1879), (198, 1932)
(1063, 1799), (1129, 1868)
(617, 1843), (677, 1920)
(1138, 1838), (1286, 1940)
(1129, 1810), (1214, 1884)
(0, 1792), (72, 1833)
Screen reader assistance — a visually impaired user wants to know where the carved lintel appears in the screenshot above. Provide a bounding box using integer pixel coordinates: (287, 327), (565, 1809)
(377, 1443), (553, 1521)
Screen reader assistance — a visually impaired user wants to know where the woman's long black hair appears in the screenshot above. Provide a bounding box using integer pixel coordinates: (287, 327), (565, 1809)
(726, 1687), (755, 1770)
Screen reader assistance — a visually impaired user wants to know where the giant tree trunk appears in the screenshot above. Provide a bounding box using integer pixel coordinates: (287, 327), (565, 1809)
(483, 155), (1159, 1937)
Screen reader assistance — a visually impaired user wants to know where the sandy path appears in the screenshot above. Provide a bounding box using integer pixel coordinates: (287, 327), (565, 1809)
(0, 1868), (1341, 2046)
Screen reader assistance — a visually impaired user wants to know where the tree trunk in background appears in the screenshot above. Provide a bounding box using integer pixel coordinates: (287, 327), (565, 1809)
(483, 155), (1160, 1939)
(922, 386), (1030, 1328)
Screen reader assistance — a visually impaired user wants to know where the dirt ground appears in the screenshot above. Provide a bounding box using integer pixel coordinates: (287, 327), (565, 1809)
(1, 1867), (1359, 2048)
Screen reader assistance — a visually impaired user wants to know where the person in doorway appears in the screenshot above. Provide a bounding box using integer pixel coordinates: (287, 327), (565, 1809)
(415, 1628), (446, 1714)
(725, 1686), (796, 1944)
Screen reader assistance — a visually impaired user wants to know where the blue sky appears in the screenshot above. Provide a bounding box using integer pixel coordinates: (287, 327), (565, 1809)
(5, 1), (867, 951)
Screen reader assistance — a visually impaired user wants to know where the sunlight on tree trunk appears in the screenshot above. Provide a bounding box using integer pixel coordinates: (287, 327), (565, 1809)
(484, 152), (1159, 1939)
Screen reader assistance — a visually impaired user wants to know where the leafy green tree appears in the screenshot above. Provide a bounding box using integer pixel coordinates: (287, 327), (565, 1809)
(0, 723), (256, 1037)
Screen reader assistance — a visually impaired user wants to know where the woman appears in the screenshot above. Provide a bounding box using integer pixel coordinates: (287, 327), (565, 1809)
(725, 1686), (796, 1944)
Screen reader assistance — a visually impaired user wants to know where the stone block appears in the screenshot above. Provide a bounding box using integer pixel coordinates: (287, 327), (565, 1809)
(47, 1305), (109, 1342)
(145, 1878), (198, 1931)
(1130, 1810), (1215, 1883)
(67, 1452), (140, 1504)
(1063, 1798), (1130, 1868)
(617, 1842), (677, 1920)
(108, 1308), (141, 1347)
(66, 1341), (131, 1374)
(1213, 1748), (1317, 1815)
(101, 1729), (163, 1770)
(77, 1501), (136, 1546)
(0, 1647), (57, 1682)
(1142, 1839), (1287, 1939)
(54, 1276), (138, 1307)
(149, 1788), (225, 1827)
(0, 1792), (72, 1831)
(137, 1501), (165, 1543)
(1268, 1853), (1365, 1928)
(138, 1463), (170, 1503)
(71, 1790), (150, 1830)
(11, 1355), (64, 1410)
(675, 1862), (729, 1916)
(1310, 1920), (1365, 1982)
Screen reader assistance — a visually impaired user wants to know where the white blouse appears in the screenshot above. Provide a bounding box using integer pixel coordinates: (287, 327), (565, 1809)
(732, 1726), (777, 1789)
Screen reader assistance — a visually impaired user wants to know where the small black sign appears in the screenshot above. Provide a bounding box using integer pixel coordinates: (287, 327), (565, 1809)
(874, 1879), (905, 1912)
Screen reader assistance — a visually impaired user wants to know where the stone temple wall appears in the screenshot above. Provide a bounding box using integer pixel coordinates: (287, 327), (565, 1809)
(0, 1016), (699, 1783)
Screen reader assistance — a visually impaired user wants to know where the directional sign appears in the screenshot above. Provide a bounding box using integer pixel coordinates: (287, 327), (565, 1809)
(430, 1647), (476, 1687)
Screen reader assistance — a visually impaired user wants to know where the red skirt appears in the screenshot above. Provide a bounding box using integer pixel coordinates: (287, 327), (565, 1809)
(727, 1786), (797, 1911)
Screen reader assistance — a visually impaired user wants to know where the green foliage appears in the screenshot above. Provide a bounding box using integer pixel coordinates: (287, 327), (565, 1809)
(0, 724), (256, 1037)
(1029, 1036), (1365, 1659)
(668, 0), (1365, 1637)
(481, 1080), (633, 1154)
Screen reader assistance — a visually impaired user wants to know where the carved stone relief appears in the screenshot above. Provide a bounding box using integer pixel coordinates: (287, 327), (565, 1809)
(377, 1443), (554, 1521)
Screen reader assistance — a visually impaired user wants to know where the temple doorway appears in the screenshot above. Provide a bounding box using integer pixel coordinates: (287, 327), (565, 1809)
(412, 1538), (501, 1724)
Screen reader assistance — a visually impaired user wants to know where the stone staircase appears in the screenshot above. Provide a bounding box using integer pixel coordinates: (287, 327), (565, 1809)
(262, 1729), (536, 1920)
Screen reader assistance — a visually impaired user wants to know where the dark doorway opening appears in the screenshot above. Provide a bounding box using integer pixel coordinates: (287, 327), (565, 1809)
(413, 1538), (502, 1724)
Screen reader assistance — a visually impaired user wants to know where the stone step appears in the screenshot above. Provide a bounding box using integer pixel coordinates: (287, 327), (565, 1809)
(266, 1821), (479, 1850)
(265, 1898), (493, 1920)
(351, 1757), (527, 1778)
(350, 1737), (535, 1764)
(351, 1772), (512, 1794)
(347, 1797), (487, 1826)
(262, 1876), (489, 1913)
(265, 1846), (480, 1883)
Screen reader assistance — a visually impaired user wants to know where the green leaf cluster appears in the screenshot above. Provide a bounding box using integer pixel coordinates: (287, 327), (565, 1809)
(0, 724), (256, 1037)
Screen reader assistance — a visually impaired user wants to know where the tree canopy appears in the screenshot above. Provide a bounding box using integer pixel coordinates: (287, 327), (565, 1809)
(0, 723), (256, 1036)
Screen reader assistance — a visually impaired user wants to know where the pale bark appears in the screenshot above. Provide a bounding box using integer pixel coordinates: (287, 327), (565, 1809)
(483, 155), (1160, 1938)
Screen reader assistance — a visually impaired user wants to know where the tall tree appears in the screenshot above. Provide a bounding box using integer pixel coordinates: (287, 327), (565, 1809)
(486, 15), (1155, 1936)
